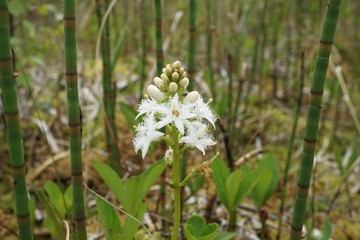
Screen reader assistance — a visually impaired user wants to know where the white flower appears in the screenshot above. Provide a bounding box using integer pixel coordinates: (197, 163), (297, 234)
(156, 94), (195, 134)
(192, 97), (217, 128)
(133, 113), (164, 159)
(180, 121), (216, 155)
(135, 98), (163, 119)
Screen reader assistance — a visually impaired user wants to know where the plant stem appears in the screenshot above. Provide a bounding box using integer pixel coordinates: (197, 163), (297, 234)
(227, 209), (236, 231)
(206, 0), (215, 99)
(154, 0), (163, 76)
(290, 1), (342, 239)
(188, 0), (196, 89)
(95, 0), (122, 176)
(171, 126), (181, 240)
(63, 0), (87, 239)
(277, 51), (305, 240)
(0, 1), (33, 239)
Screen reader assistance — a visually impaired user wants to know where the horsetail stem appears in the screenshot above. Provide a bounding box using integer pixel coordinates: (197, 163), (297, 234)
(187, 0), (196, 89)
(206, 0), (215, 99)
(95, 0), (122, 176)
(154, 0), (163, 76)
(0, 1), (33, 239)
(290, 1), (342, 239)
(63, 0), (87, 238)
(277, 52), (305, 240)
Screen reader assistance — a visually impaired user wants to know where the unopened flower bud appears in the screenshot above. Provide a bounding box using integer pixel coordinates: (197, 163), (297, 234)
(173, 61), (181, 69)
(154, 77), (163, 87)
(166, 66), (172, 75)
(161, 73), (169, 83)
(162, 68), (167, 74)
(172, 72), (179, 81)
(180, 77), (189, 88)
(169, 82), (178, 93)
(179, 67), (185, 76)
(147, 84), (164, 102)
(184, 91), (200, 103)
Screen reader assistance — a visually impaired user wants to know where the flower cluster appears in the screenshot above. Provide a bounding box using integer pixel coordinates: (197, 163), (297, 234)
(133, 61), (217, 159)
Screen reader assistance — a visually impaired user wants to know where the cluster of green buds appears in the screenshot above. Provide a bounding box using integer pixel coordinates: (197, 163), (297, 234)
(147, 61), (198, 102)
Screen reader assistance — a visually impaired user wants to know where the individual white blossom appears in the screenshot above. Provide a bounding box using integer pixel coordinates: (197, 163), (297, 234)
(192, 97), (217, 128)
(133, 113), (164, 159)
(136, 98), (162, 119)
(156, 94), (195, 134)
(180, 121), (216, 155)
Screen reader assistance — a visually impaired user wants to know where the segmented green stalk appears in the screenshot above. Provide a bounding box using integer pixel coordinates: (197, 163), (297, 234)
(290, 1), (341, 239)
(63, 0), (87, 239)
(139, 0), (148, 98)
(258, 0), (268, 90)
(188, 0), (196, 89)
(0, 1), (33, 239)
(206, 0), (214, 99)
(95, 0), (121, 176)
(154, 0), (163, 76)
(277, 52), (305, 240)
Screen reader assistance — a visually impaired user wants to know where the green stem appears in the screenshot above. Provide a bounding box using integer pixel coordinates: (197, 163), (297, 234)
(154, 0), (163, 76)
(171, 126), (181, 240)
(64, 0), (87, 239)
(0, 1), (33, 239)
(227, 209), (236, 231)
(188, 0), (196, 89)
(95, 0), (121, 176)
(277, 51), (305, 240)
(290, 1), (342, 239)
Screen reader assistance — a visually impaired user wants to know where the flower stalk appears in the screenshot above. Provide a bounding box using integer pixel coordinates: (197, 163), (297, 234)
(171, 126), (181, 240)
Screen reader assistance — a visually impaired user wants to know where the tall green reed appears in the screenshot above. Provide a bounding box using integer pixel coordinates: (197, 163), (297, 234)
(63, 0), (87, 238)
(188, 0), (196, 89)
(95, 0), (122, 176)
(154, 0), (163, 76)
(277, 52), (305, 240)
(290, 1), (342, 239)
(0, 1), (33, 239)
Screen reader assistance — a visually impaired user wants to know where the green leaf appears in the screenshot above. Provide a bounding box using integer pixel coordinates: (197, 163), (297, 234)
(123, 203), (147, 240)
(211, 157), (230, 209)
(141, 159), (167, 194)
(7, 1), (26, 16)
(44, 181), (66, 217)
(122, 159), (166, 211)
(251, 155), (280, 208)
(93, 160), (123, 204)
(234, 166), (262, 209)
(184, 215), (218, 240)
(214, 232), (237, 240)
(321, 217), (332, 240)
(225, 168), (244, 209)
(119, 102), (138, 131)
(96, 196), (122, 240)
(122, 176), (142, 212)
